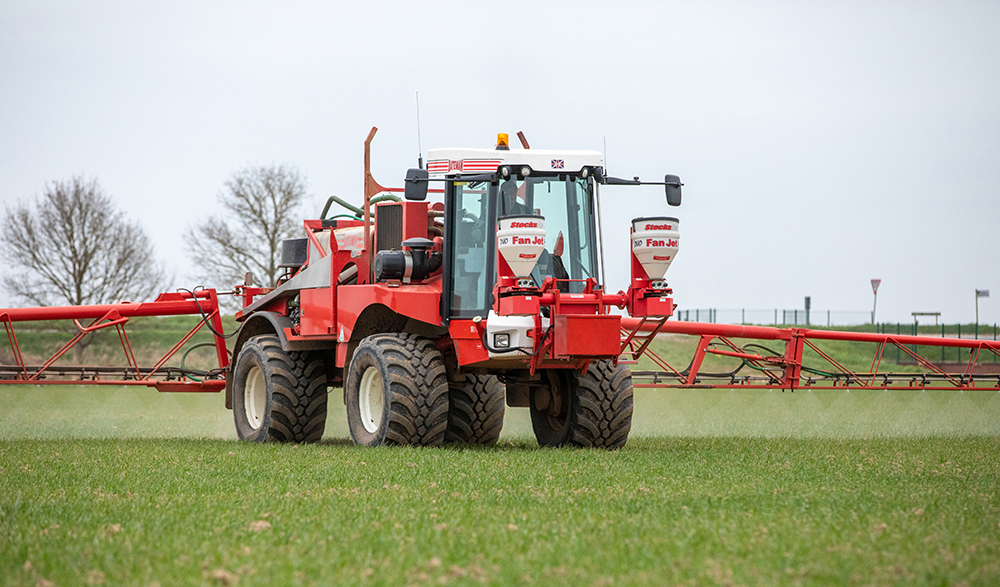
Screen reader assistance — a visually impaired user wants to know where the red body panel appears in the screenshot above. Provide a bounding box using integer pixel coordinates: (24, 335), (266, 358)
(553, 314), (622, 358)
(403, 201), (430, 240)
(627, 293), (673, 317)
(336, 277), (442, 342)
(449, 319), (489, 366)
(301, 287), (335, 336)
(498, 294), (541, 316)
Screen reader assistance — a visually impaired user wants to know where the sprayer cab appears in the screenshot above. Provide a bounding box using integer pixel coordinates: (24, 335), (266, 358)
(422, 140), (683, 324)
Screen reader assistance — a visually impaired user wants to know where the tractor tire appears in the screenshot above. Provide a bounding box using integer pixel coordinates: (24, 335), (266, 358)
(446, 374), (505, 445)
(345, 333), (449, 447)
(529, 360), (633, 449)
(232, 334), (328, 443)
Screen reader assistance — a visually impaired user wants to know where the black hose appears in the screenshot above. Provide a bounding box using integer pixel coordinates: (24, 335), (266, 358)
(178, 287), (239, 340)
(180, 342), (228, 382)
(672, 352), (746, 379)
(741, 343), (840, 377)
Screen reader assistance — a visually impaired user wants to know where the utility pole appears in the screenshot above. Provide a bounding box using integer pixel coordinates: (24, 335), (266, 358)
(871, 279), (881, 325)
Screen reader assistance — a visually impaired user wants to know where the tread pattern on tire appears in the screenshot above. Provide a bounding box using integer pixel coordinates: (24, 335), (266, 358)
(569, 360), (633, 449)
(368, 333), (449, 446)
(446, 374), (505, 445)
(255, 335), (328, 443)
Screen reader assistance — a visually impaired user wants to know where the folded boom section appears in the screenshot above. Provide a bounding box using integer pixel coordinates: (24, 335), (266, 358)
(620, 319), (1000, 391)
(0, 289), (229, 393)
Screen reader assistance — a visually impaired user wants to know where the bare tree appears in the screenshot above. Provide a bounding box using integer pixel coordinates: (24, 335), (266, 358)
(185, 165), (306, 290)
(1, 176), (168, 307)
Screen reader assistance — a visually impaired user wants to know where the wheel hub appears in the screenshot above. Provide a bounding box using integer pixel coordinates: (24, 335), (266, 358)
(358, 366), (385, 433)
(244, 365), (266, 430)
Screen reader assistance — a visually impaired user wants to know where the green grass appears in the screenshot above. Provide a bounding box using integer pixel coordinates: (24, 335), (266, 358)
(2, 385), (1000, 586)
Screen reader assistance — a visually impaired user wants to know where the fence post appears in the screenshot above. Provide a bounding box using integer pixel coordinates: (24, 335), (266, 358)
(742, 308), (745, 325)
(957, 323), (961, 362)
(827, 310), (830, 327)
(774, 309), (777, 324)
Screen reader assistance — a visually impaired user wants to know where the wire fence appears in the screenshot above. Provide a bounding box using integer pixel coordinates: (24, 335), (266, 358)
(674, 308), (873, 326)
(874, 322), (1000, 364)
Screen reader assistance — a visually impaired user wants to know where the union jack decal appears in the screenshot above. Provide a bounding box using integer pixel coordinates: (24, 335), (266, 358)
(551, 159), (564, 169)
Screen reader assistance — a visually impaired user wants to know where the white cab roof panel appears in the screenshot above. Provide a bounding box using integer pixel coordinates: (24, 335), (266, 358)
(426, 147), (603, 176)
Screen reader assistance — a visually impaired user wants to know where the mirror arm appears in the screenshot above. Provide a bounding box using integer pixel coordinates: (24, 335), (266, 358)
(602, 176), (684, 188)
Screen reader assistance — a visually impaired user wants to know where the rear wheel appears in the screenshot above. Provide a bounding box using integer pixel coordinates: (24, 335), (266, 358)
(345, 333), (449, 447)
(446, 374), (505, 445)
(232, 335), (328, 443)
(529, 361), (633, 449)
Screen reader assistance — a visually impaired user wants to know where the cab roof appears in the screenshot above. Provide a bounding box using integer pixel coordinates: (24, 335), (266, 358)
(426, 147), (603, 177)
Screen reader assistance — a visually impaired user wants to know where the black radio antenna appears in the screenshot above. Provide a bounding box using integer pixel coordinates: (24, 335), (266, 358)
(416, 92), (423, 169)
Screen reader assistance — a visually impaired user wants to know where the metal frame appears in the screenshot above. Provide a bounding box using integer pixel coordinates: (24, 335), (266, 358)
(0, 290), (229, 393)
(622, 319), (1000, 391)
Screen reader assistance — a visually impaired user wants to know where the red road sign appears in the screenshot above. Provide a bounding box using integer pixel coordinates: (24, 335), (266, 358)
(871, 279), (881, 294)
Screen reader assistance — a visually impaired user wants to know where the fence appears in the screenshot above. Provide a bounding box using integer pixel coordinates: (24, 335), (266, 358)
(673, 308), (873, 326)
(875, 322), (1000, 364)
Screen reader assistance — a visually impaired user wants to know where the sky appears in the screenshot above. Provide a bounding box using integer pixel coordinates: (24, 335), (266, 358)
(1, 0), (998, 325)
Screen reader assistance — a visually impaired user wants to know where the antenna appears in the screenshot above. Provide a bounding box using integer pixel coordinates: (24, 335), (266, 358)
(415, 92), (423, 169)
(603, 136), (608, 174)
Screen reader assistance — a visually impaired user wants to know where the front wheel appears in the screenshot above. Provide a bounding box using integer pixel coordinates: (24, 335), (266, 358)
(345, 333), (449, 447)
(232, 335), (328, 443)
(529, 361), (633, 449)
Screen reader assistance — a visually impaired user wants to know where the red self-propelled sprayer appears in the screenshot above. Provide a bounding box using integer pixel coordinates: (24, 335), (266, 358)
(2, 128), (998, 449)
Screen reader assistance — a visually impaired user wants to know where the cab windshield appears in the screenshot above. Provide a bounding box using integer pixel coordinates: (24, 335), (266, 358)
(498, 175), (598, 293)
(446, 174), (599, 319)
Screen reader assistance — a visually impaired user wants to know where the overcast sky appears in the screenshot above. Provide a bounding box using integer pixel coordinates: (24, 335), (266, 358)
(2, 1), (998, 325)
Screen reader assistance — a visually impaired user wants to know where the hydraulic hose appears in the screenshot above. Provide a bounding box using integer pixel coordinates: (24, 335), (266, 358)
(740, 343), (839, 378)
(370, 193), (401, 205)
(321, 195), (364, 219)
(180, 342), (224, 382)
(178, 287), (238, 340)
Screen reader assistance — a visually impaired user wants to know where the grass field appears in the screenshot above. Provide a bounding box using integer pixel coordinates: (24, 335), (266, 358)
(2, 385), (999, 586)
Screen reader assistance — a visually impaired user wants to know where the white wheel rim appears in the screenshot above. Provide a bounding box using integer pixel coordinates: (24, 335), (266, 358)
(245, 365), (267, 430)
(358, 366), (384, 434)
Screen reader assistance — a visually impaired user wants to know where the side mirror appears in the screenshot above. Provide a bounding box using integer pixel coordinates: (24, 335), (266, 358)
(664, 174), (683, 207)
(404, 168), (429, 201)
